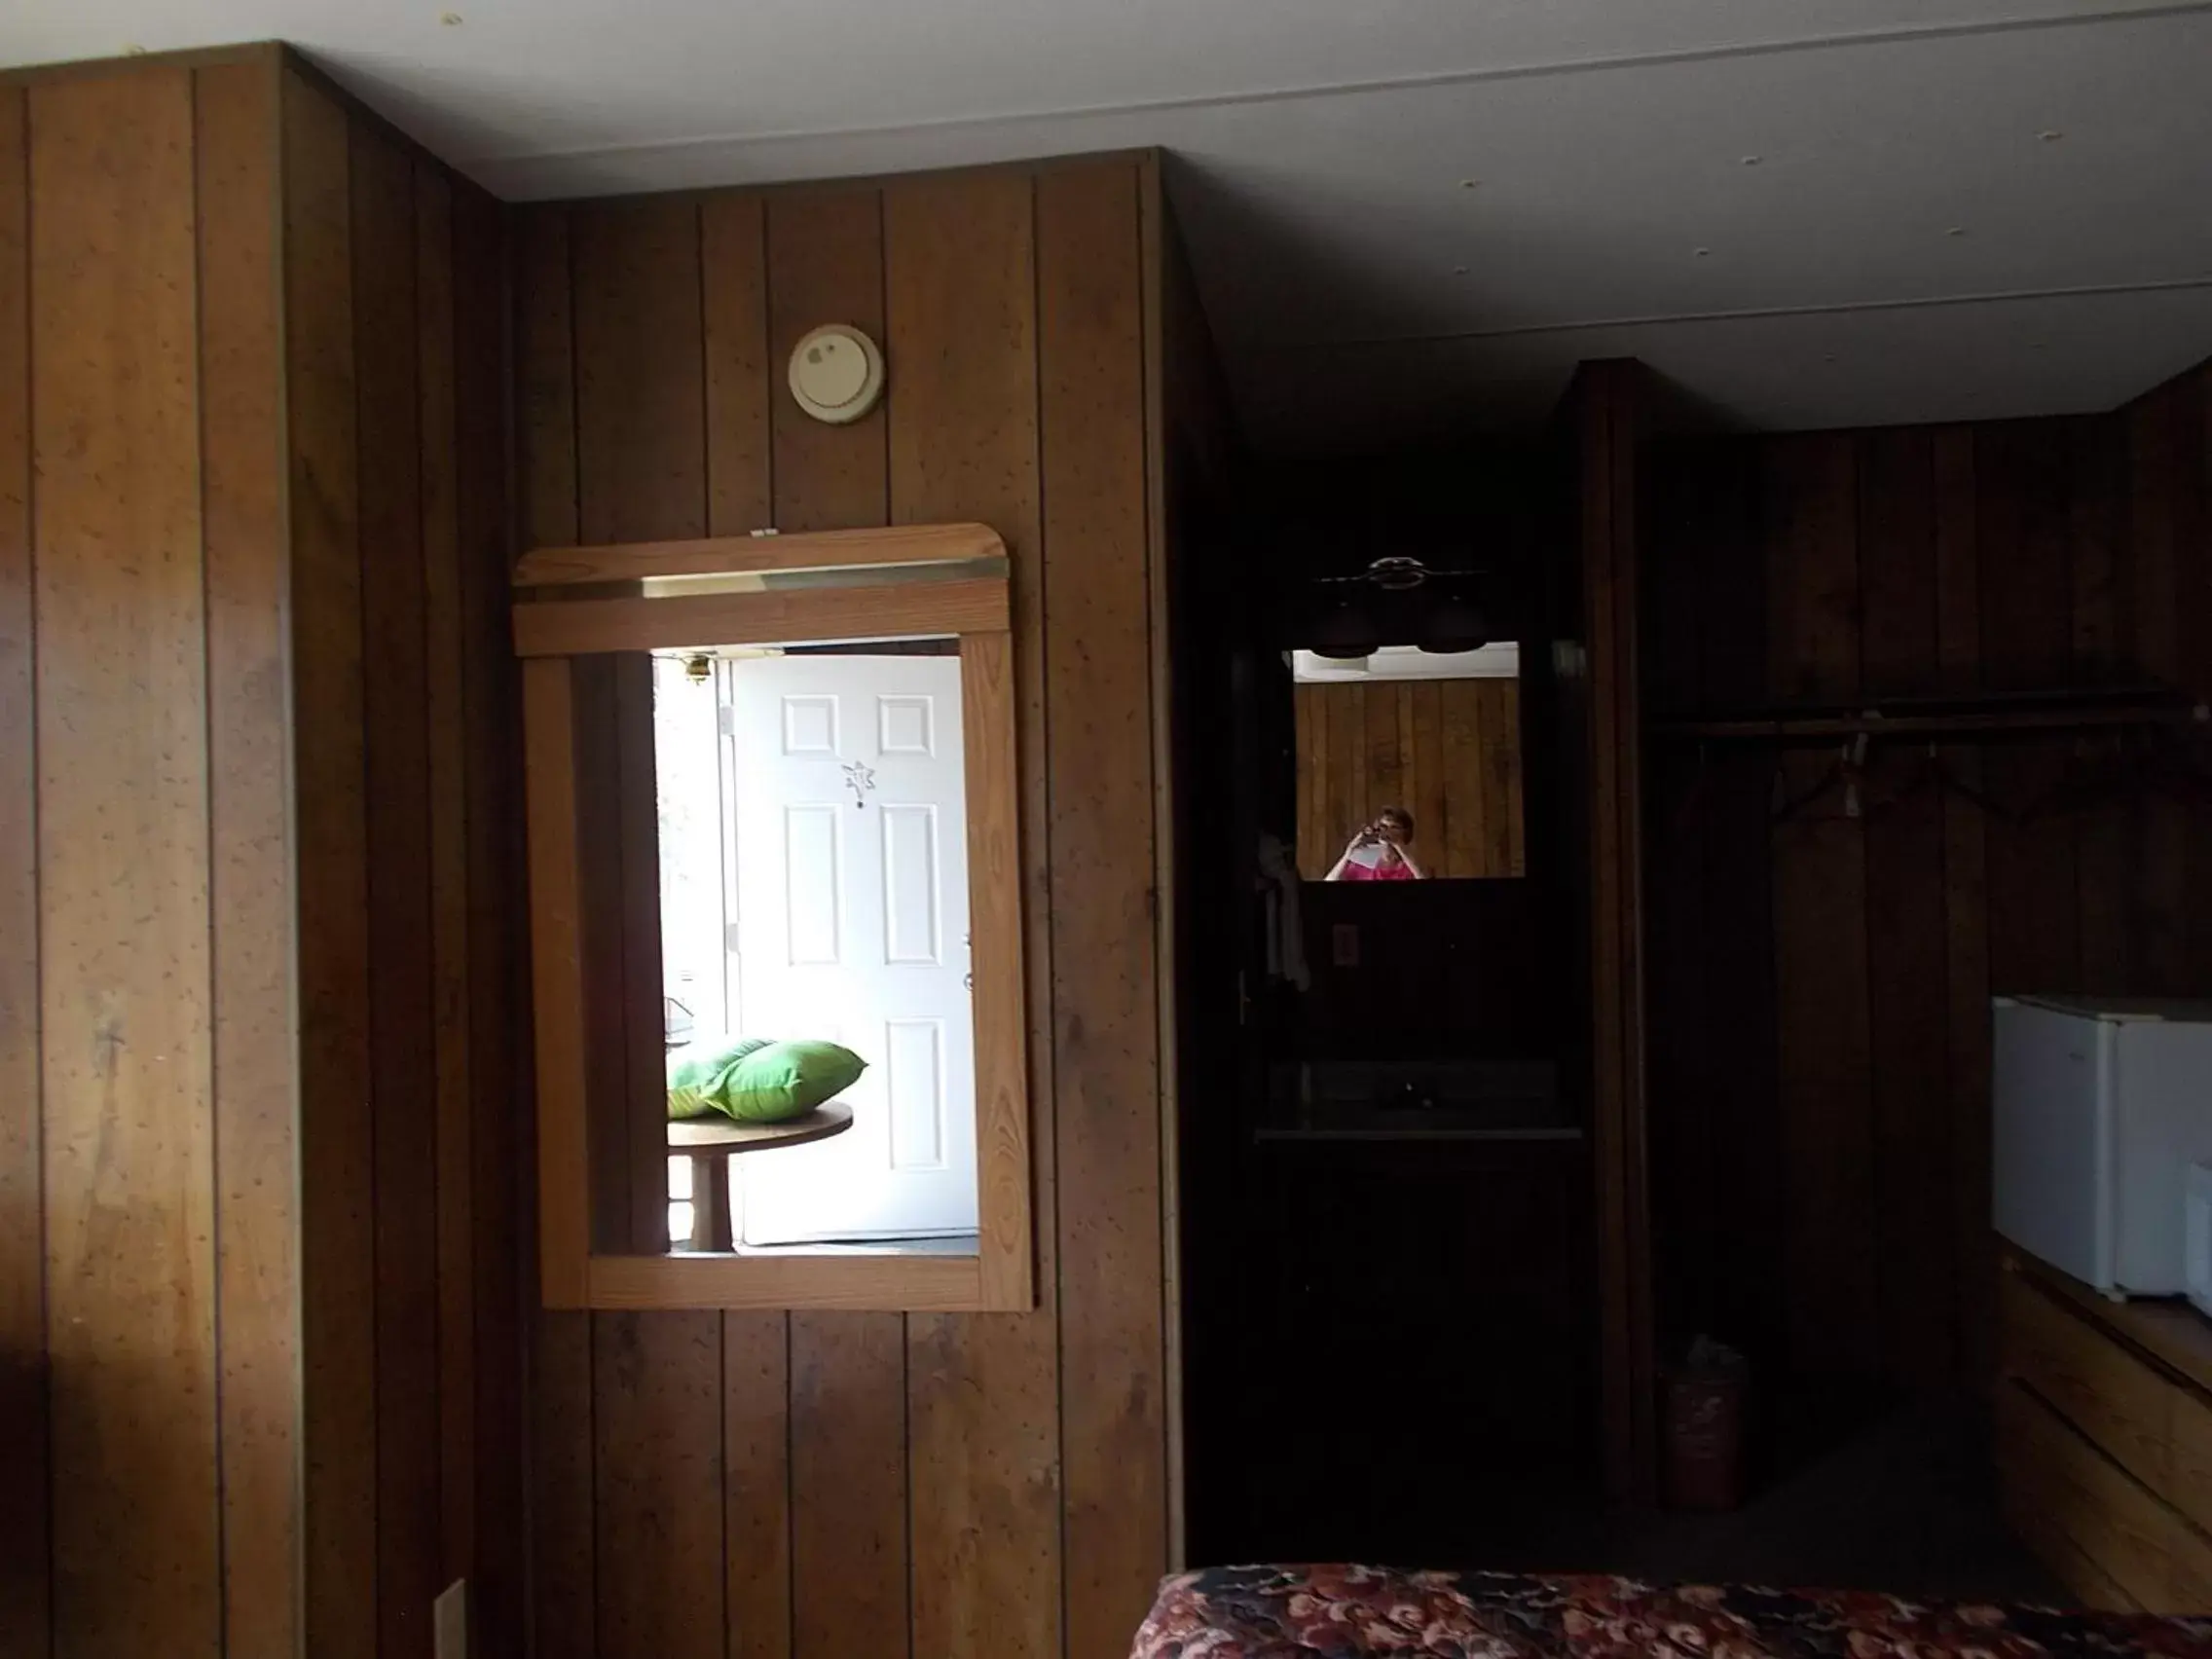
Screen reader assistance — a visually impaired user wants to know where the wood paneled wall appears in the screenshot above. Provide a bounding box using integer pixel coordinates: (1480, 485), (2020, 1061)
(513, 155), (1181, 1659)
(281, 63), (525, 1659)
(0, 51), (523, 1659)
(1293, 679), (1525, 878)
(1642, 367), (2212, 1421)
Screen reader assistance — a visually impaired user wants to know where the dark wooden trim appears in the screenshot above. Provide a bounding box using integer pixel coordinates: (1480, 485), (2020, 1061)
(512, 572), (1009, 656)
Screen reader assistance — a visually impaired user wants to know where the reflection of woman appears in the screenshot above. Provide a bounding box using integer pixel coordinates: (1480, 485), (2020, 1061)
(1325, 806), (1426, 881)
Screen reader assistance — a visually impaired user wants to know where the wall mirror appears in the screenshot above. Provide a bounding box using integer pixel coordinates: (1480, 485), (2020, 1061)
(516, 525), (1031, 1311)
(1292, 642), (1526, 882)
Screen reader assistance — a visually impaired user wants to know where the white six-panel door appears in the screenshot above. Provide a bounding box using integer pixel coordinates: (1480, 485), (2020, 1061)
(722, 653), (977, 1243)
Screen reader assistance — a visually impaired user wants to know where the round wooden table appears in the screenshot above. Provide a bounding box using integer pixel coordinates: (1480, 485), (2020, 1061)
(668, 1102), (854, 1253)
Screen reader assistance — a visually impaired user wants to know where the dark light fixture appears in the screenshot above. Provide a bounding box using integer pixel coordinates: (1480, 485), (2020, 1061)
(1420, 595), (1491, 653)
(1309, 599), (1382, 660)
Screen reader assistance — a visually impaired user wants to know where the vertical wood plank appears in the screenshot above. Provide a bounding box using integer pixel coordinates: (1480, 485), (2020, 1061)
(571, 198), (694, 1243)
(1934, 428), (1982, 691)
(1703, 750), (1786, 1364)
(1858, 428), (1936, 694)
(723, 1316), (792, 1659)
(517, 207), (579, 559)
(0, 79), (45, 1659)
(1764, 434), (1861, 701)
(2178, 372), (2212, 986)
(1863, 749), (1957, 1388)
(1293, 684), (1319, 877)
(353, 120), (444, 1659)
(197, 57), (301, 1659)
(284, 67), (378, 1659)
(704, 195), (772, 536)
(416, 158), (480, 1596)
(1978, 423), (2073, 691)
(702, 187), (793, 1659)
(1406, 681), (1446, 880)
(1323, 684), (1361, 866)
(570, 196), (725, 1659)
(2068, 415), (2135, 994)
(887, 168), (1059, 1659)
(765, 180), (910, 1659)
(1573, 360), (1654, 1503)
(1769, 750), (1877, 1388)
(452, 179), (527, 1659)
(593, 1315), (726, 1659)
(2128, 387), (2187, 990)
(767, 191), (887, 534)
(1363, 679), (1401, 808)
(790, 1320), (907, 1659)
(1482, 682), (1524, 876)
(32, 65), (220, 1658)
(1440, 682), (1483, 878)
(574, 199), (707, 544)
(2069, 416), (2127, 683)
(1941, 740), (1994, 1385)
(1933, 429), (1995, 1385)
(1040, 161), (1163, 1659)
(512, 203), (598, 1659)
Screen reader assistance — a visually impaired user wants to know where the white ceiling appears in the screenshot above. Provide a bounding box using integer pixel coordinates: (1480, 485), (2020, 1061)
(10, 0), (2212, 451)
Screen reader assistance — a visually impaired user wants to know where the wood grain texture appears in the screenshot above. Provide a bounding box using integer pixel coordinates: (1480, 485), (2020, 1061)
(0, 80), (43, 1659)
(284, 67), (381, 1659)
(574, 197), (706, 544)
(354, 119), (447, 1659)
(2, 50), (521, 1659)
(511, 155), (1178, 1659)
(416, 157), (480, 1597)
(452, 175), (527, 1659)
(1645, 393), (2212, 1423)
(722, 1314), (793, 1659)
(1765, 433), (1861, 702)
(793, 1316), (909, 1659)
(1568, 361), (1655, 1504)
(964, 632), (1035, 1310)
(524, 659), (593, 1307)
(888, 167), (1060, 1659)
(594, 1311), (726, 1659)
(703, 194), (772, 536)
(1039, 162), (1163, 1659)
(702, 180), (789, 1659)
(31, 65), (220, 1656)
(2001, 1271), (2175, 1497)
(767, 190), (887, 534)
(196, 58), (302, 1659)
(764, 176), (911, 1659)
(514, 197), (600, 1659)
(1292, 680), (1523, 878)
(511, 573), (1008, 655)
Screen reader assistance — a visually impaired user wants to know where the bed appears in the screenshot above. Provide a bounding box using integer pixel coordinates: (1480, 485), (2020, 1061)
(1132, 1565), (2212, 1659)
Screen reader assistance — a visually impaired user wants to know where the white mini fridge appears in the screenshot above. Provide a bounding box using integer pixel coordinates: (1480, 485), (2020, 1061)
(1992, 995), (2212, 1299)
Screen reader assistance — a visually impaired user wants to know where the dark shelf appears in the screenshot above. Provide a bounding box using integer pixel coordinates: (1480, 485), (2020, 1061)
(1647, 684), (2205, 743)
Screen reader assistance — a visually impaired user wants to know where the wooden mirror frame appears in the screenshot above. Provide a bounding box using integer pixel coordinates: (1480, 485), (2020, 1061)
(515, 524), (1032, 1311)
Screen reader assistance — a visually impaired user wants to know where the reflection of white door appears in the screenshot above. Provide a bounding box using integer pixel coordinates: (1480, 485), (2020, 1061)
(726, 654), (976, 1242)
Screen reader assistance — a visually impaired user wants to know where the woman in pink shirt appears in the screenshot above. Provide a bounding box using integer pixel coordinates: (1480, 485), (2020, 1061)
(1325, 806), (1426, 881)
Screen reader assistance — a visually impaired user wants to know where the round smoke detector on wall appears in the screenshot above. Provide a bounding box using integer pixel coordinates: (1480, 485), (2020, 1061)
(788, 323), (885, 424)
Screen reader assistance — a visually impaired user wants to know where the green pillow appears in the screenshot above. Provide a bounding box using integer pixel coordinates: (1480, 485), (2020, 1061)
(667, 1037), (866, 1124)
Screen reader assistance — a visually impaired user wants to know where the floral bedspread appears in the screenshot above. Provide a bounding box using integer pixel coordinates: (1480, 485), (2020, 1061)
(1132, 1565), (2212, 1659)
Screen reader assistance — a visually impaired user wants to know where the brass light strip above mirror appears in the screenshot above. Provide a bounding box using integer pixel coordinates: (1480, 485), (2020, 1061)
(512, 574), (1010, 657)
(514, 520), (1007, 589)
